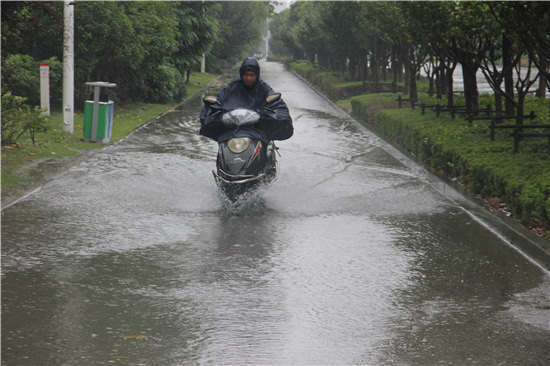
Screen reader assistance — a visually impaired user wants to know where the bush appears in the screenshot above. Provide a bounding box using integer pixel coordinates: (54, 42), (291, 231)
(1, 88), (50, 146)
(2, 54), (63, 109)
(372, 107), (550, 227)
(205, 57), (223, 75)
(3, 54), (39, 106)
(146, 64), (187, 103)
(267, 55), (293, 66)
(350, 93), (402, 122)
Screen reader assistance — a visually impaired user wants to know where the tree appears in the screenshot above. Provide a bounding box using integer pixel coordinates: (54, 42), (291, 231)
(489, 2), (550, 122)
(292, 1), (328, 66)
(365, 2), (428, 99)
(401, 2), (457, 104)
(1, 1), (63, 62)
(269, 6), (304, 60)
(171, 1), (221, 81)
(214, 1), (273, 64)
(2, 1), (276, 107)
(74, 1), (178, 103)
(324, 2), (361, 76)
(356, 2), (392, 83)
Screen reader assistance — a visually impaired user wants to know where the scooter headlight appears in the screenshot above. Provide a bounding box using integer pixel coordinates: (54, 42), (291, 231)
(227, 138), (251, 153)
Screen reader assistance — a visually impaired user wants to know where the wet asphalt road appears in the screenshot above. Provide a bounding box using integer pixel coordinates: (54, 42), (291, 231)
(2, 61), (549, 366)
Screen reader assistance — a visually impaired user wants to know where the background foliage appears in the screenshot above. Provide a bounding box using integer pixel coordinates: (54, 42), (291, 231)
(1, 0), (275, 146)
(270, 1), (549, 121)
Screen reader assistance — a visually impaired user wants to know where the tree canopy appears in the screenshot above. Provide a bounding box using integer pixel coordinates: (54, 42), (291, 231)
(1, 1), (274, 106)
(270, 1), (549, 121)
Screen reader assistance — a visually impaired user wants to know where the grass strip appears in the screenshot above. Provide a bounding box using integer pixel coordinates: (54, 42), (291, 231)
(1, 72), (220, 194)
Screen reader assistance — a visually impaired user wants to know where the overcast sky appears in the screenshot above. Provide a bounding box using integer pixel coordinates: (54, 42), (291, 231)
(273, 0), (293, 13)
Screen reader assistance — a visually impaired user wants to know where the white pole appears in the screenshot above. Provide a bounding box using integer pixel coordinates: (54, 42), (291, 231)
(266, 18), (271, 56)
(40, 63), (50, 116)
(201, 0), (205, 73)
(63, 1), (74, 134)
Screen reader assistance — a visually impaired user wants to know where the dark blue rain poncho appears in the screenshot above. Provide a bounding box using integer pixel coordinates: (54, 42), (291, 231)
(200, 57), (293, 143)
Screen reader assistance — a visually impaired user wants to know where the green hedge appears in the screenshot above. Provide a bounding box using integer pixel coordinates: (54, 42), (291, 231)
(291, 60), (347, 96)
(146, 64), (187, 103)
(350, 93), (404, 122)
(372, 108), (550, 227)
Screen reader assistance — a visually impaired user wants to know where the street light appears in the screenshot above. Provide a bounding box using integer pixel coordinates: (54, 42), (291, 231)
(63, 1), (75, 134)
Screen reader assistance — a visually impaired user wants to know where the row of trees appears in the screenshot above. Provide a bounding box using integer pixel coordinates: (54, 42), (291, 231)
(270, 1), (549, 122)
(1, 1), (273, 108)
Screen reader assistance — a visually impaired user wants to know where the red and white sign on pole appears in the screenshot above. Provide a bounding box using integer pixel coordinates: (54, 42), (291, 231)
(40, 63), (50, 116)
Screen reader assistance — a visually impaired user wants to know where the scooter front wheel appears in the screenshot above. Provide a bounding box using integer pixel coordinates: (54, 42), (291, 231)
(213, 172), (259, 202)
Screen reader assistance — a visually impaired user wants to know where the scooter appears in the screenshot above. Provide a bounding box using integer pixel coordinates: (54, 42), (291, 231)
(203, 94), (282, 202)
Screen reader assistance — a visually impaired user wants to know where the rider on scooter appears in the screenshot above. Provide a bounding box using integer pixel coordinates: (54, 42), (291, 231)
(199, 57), (293, 143)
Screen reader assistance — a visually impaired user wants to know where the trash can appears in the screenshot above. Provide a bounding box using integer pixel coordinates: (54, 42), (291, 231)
(83, 100), (114, 143)
(83, 81), (117, 143)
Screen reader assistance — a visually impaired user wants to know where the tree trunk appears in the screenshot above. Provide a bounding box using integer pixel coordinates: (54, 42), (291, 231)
(427, 57), (435, 97)
(392, 54), (397, 86)
(434, 63), (445, 100)
(382, 57), (387, 82)
(494, 91), (503, 124)
(397, 54), (404, 83)
(516, 93), (525, 125)
(366, 54), (371, 82)
(403, 43), (410, 96)
(357, 53), (363, 81)
(364, 55), (369, 82)
(462, 62), (479, 112)
(408, 47), (418, 101)
(349, 57), (356, 80)
(503, 34), (515, 116)
(371, 55), (378, 84)
(185, 69), (191, 83)
(410, 69), (418, 102)
(446, 62), (454, 108)
(536, 57), (547, 99)
(371, 39), (378, 83)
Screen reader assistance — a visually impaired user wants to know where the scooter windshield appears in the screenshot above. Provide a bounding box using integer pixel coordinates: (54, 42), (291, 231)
(222, 109), (260, 128)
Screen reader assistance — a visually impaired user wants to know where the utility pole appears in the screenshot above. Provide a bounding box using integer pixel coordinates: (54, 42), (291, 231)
(201, 0), (205, 73)
(266, 18), (269, 55)
(63, 1), (75, 134)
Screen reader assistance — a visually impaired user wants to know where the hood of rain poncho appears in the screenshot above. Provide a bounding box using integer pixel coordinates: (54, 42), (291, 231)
(199, 58), (293, 143)
(239, 57), (260, 79)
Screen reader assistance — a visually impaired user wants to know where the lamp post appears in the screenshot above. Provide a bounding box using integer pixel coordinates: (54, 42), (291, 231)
(201, 0), (205, 73)
(63, 1), (75, 134)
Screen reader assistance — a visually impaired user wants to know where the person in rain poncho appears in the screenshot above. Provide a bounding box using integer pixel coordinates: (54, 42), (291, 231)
(200, 57), (293, 143)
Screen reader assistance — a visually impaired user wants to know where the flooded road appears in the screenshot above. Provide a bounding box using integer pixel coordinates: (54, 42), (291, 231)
(2, 61), (549, 365)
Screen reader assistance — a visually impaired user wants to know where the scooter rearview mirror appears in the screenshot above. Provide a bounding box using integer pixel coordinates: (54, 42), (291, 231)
(203, 96), (220, 105)
(265, 93), (281, 104)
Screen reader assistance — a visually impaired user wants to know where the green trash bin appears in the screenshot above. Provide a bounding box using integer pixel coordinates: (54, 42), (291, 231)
(83, 100), (114, 143)
(83, 81), (117, 143)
